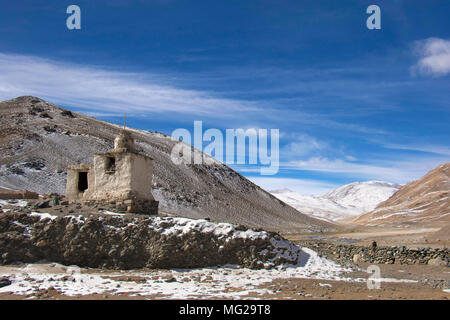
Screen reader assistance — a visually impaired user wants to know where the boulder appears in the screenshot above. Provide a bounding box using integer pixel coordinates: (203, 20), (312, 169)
(427, 258), (447, 266)
(0, 278), (11, 288)
(33, 200), (50, 209)
(352, 254), (362, 264)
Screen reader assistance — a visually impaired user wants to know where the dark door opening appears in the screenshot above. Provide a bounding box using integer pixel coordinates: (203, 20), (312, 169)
(78, 172), (88, 192)
(105, 156), (116, 173)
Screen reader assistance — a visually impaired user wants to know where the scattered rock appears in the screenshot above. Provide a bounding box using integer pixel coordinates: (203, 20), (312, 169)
(60, 110), (75, 118)
(29, 105), (44, 114)
(33, 200), (50, 209)
(43, 125), (57, 133)
(352, 254), (361, 264)
(0, 278), (12, 288)
(7, 166), (24, 176)
(24, 159), (45, 171)
(39, 112), (52, 119)
(428, 258), (447, 266)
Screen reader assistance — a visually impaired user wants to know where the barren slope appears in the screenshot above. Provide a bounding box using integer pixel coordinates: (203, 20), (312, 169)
(351, 163), (450, 229)
(0, 96), (333, 233)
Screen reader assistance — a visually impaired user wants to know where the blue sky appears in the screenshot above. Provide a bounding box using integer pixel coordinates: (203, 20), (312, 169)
(0, 0), (449, 194)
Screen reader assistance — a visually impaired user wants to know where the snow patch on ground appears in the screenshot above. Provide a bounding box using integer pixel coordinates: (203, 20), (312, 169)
(99, 210), (125, 216)
(30, 212), (57, 220)
(148, 216), (269, 241)
(0, 247), (353, 299)
(0, 249), (422, 299)
(319, 283), (332, 287)
(0, 199), (28, 207)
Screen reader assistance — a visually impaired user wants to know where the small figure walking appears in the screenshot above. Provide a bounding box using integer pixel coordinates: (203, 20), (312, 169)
(371, 241), (377, 252)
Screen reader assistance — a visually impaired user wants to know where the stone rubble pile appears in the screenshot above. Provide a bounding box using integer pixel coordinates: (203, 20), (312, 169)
(0, 210), (305, 270)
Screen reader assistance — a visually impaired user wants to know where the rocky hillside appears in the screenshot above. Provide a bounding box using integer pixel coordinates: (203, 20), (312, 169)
(352, 163), (450, 228)
(271, 181), (401, 222)
(0, 96), (333, 233)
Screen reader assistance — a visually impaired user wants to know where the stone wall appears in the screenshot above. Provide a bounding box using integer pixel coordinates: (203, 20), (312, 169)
(296, 240), (449, 267)
(0, 188), (38, 200)
(0, 211), (303, 270)
(84, 198), (159, 215)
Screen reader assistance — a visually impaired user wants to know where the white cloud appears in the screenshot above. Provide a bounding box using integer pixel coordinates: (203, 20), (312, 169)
(0, 52), (393, 136)
(413, 38), (450, 76)
(0, 53), (256, 117)
(281, 134), (327, 158)
(247, 154), (448, 194)
(285, 157), (446, 184)
(248, 177), (339, 196)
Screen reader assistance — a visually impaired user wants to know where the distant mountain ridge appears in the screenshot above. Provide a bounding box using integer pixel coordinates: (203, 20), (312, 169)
(322, 181), (402, 214)
(271, 181), (401, 222)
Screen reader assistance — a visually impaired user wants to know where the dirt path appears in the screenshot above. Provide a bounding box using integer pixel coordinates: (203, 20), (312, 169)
(286, 226), (449, 248)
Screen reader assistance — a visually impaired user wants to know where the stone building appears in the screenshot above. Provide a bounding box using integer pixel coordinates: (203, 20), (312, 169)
(66, 129), (158, 214)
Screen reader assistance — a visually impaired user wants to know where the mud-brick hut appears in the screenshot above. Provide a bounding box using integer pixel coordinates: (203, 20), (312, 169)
(66, 129), (158, 214)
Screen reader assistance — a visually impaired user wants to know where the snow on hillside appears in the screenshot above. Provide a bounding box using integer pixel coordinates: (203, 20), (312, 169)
(271, 181), (401, 222)
(322, 181), (402, 213)
(0, 96), (333, 233)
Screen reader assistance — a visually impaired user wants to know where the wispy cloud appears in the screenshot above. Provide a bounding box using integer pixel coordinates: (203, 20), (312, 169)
(284, 156), (447, 184)
(281, 134), (328, 158)
(0, 53), (257, 117)
(413, 38), (450, 77)
(384, 143), (450, 156)
(0, 52), (394, 136)
(248, 176), (340, 196)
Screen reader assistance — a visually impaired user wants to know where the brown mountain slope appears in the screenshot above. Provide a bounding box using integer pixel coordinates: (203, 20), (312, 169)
(0, 96), (334, 233)
(351, 162), (450, 229)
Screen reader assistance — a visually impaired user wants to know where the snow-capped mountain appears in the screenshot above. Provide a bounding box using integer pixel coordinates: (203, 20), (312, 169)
(271, 181), (402, 222)
(322, 181), (403, 214)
